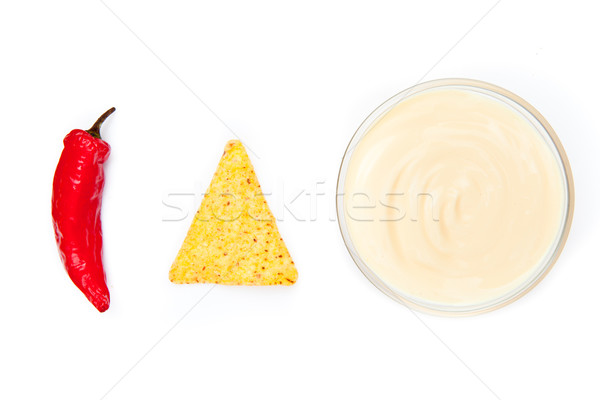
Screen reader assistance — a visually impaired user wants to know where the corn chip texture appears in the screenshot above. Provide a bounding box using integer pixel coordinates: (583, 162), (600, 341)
(169, 140), (297, 285)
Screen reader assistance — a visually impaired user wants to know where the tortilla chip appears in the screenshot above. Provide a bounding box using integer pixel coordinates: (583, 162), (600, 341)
(169, 140), (297, 285)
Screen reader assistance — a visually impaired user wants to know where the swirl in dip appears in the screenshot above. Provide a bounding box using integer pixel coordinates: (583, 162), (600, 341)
(343, 86), (568, 310)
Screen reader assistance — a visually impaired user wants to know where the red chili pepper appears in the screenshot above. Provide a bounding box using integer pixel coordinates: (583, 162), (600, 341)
(52, 108), (115, 312)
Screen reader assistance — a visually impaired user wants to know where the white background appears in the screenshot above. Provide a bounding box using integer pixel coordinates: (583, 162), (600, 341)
(1, 1), (599, 399)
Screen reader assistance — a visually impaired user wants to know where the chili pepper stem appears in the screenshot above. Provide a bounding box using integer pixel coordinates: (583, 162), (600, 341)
(87, 107), (116, 139)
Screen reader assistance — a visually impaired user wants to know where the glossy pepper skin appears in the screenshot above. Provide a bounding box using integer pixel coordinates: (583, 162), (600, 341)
(52, 108), (115, 312)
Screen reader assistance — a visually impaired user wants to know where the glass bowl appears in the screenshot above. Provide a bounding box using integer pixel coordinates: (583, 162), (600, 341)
(336, 78), (574, 316)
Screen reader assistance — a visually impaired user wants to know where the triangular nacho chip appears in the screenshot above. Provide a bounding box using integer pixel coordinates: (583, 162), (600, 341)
(169, 140), (297, 285)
